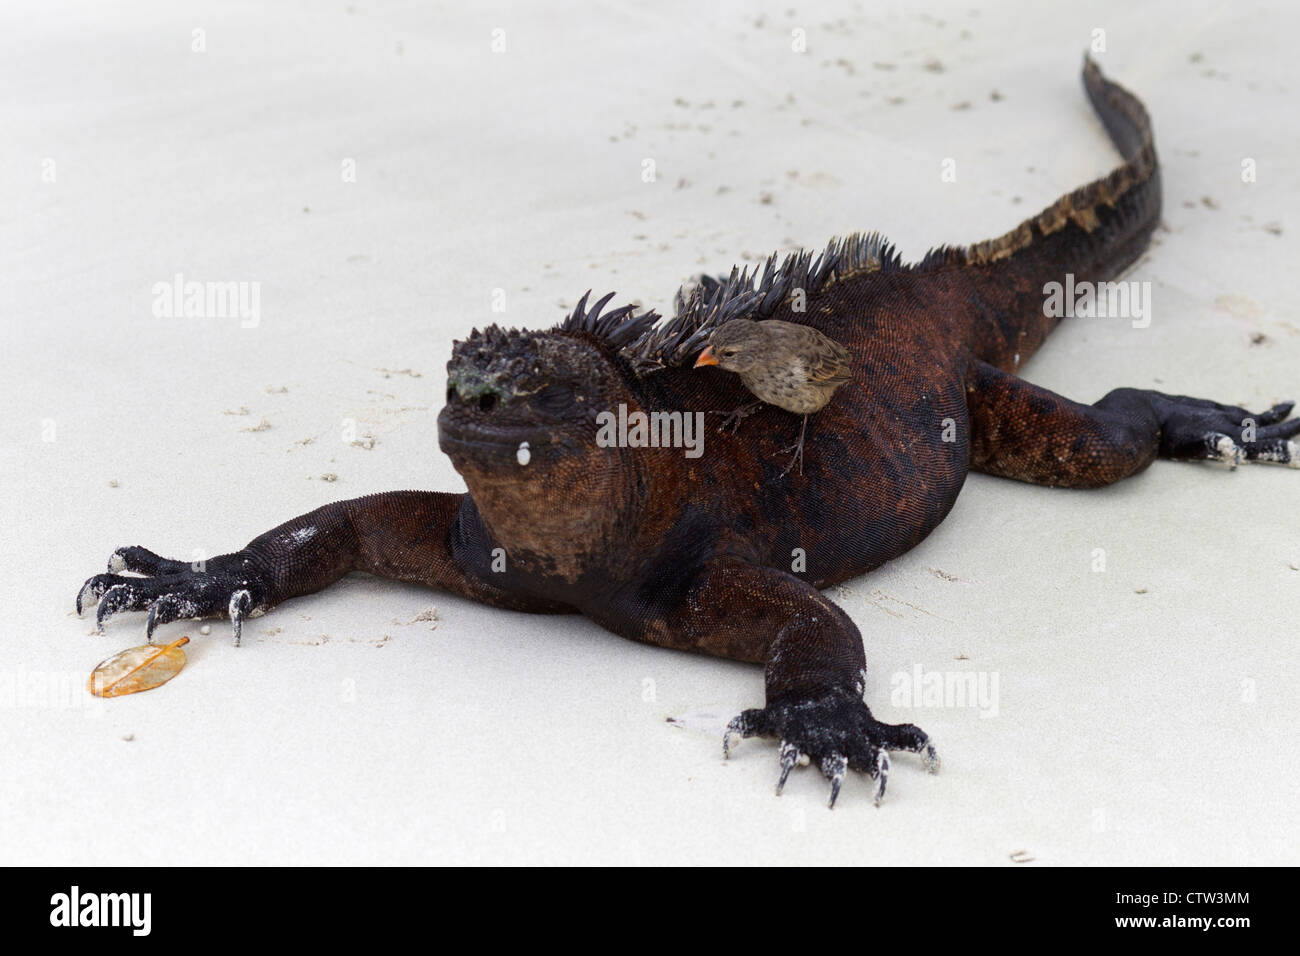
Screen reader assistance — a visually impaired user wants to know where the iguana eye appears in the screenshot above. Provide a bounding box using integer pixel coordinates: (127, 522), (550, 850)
(533, 383), (575, 413)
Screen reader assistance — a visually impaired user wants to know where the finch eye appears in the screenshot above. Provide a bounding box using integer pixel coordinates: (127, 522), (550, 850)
(533, 384), (575, 413)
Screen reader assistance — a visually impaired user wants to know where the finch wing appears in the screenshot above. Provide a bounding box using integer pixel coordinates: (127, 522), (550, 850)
(807, 340), (853, 387)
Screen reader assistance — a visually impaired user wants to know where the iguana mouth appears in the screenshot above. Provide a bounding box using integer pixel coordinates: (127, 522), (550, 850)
(437, 411), (551, 451)
(436, 405), (564, 471)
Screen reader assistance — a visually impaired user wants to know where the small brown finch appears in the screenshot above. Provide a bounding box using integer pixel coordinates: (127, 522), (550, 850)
(694, 319), (852, 474)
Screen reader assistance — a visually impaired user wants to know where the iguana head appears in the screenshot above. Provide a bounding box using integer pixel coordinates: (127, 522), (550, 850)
(437, 323), (651, 579)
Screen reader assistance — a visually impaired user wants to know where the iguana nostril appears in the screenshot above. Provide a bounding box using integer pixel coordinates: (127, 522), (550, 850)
(478, 393), (497, 412)
(446, 385), (456, 404)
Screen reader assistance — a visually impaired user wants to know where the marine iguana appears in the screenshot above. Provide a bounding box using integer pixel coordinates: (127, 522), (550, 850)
(75, 58), (1299, 806)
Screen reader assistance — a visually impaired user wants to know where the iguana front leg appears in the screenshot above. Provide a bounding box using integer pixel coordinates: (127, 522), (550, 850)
(594, 559), (939, 807)
(966, 360), (1300, 486)
(76, 491), (564, 644)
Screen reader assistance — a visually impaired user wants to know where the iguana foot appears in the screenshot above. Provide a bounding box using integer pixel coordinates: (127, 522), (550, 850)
(1119, 393), (1300, 467)
(723, 686), (939, 807)
(76, 546), (268, 646)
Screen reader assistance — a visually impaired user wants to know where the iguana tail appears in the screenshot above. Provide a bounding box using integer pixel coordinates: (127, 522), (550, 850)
(916, 56), (1162, 373)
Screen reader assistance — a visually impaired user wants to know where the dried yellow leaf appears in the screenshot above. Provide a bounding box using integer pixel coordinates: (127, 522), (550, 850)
(87, 636), (190, 698)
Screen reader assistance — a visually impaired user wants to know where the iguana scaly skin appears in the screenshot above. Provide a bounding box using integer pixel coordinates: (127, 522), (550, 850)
(76, 59), (1299, 806)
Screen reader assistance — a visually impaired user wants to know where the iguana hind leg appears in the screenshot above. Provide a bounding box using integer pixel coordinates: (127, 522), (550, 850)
(966, 360), (1299, 487)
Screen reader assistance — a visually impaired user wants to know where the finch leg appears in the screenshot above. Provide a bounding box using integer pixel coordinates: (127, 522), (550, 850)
(778, 414), (809, 476)
(711, 400), (764, 435)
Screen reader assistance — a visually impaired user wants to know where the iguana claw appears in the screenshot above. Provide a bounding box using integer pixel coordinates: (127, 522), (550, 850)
(228, 589), (253, 647)
(722, 713), (753, 759)
(775, 740), (802, 795)
(821, 752), (848, 808)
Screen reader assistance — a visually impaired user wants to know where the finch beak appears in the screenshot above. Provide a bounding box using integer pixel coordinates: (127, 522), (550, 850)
(693, 347), (719, 368)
